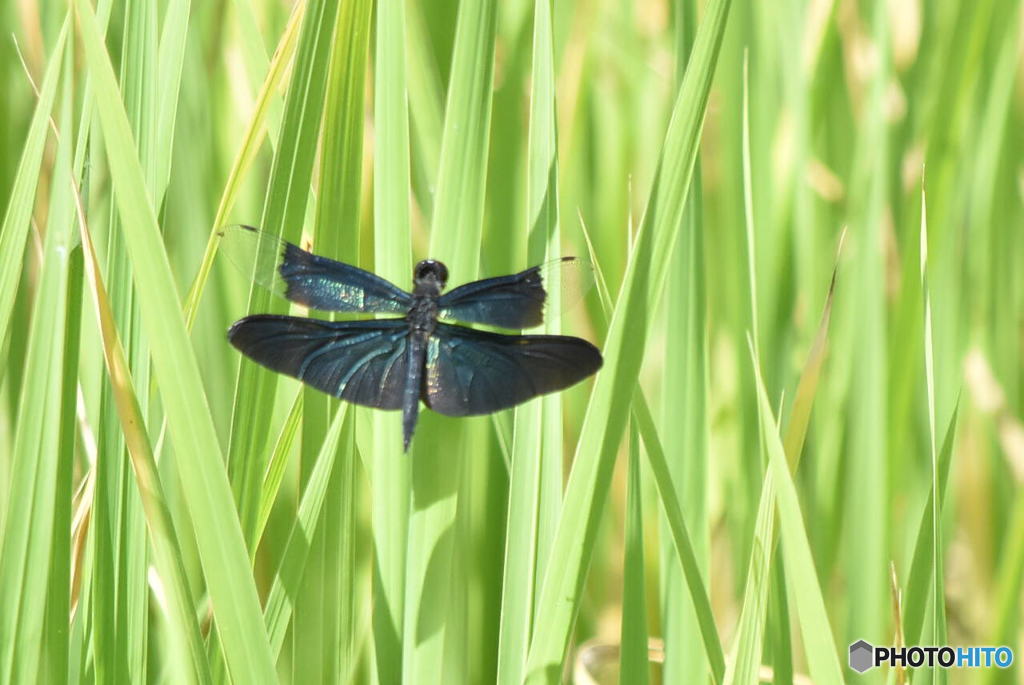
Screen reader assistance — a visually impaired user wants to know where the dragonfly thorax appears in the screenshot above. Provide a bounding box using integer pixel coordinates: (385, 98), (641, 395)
(407, 296), (439, 334)
(410, 260), (446, 333)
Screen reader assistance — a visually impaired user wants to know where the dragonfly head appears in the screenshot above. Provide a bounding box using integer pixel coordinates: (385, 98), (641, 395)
(414, 259), (449, 294)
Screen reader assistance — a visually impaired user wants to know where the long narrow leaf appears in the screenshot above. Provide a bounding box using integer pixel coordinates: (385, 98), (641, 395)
(403, 0), (497, 681)
(524, 0), (733, 680)
(263, 405), (349, 657)
(294, 0), (372, 678)
(581, 202), (725, 683)
(372, 0), (414, 679)
(226, 0), (342, 551)
(181, 2), (305, 330)
(618, 425), (649, 685)
(73, 174), (211, 685)
(74, 2), (276, 681)
(0, 17), (68, 349)
(749, 347), (844, 685)
(0, 45), (77, 681)
(496, 0), (563, 681)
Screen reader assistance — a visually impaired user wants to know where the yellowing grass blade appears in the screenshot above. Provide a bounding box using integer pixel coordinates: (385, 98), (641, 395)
(181, 1), (304, 330)
(73, 174), (211, 685)
(226, 0), (343, 553)
(74, 0), (275, 680)
(0, 17), (68, 348)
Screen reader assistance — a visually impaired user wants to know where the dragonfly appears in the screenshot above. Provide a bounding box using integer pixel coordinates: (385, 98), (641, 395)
(221, 225), (603, 450)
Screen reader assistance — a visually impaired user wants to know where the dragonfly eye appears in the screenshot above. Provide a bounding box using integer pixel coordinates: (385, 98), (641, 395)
(414, 259), (448, 288)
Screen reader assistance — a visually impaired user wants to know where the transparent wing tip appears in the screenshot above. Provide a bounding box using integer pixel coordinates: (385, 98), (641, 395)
(536, 255), (595, 322)
(218, 224), (290, 295)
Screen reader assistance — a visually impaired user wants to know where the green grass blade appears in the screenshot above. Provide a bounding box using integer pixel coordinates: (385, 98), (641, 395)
(919, 183), (948, 681)
(403, 0), (497, 681)
(740, 52), (760, 359)
(583, 193), (723, 684)
(255, 391), (302, 546)
(333, 415), (362, 678)
(900, 186), (955, 657)
(633, 396), (725, 682)
(729, 228), (838, 685)
(902, 403), (958, 647)
(74, 175), (211, 685)
(225, 0), (342, 550)
(42, 243), (81, 685)
(843, 0), (890, 654)
(52, 4), (113, 680)
(581, 208), (724, 683)
(311, 0), (370, 265)
(498, 398), (545, 685)
(749, 346), (844, 685)
(39, 65), (82, 685)
(154, 0), (191, 202)
(660, 4), (710, 678)
(496, 0), (562, 681)
(724, 472), (774, 685)
(294, 0), (372, 678)
(425, 0), (497, 272)
(96, 0), (163, 677)
(0, 46), (77, 681)
(74, 1), (276, 681)
(263, 405), (349, 657)
(181, 3), (304, 330)
(619, 424), (649, 685)
(0, 17), (68, 350)
(724, 60), (767, 685)
(404, 1), (444, 217)
(524, 0), (733, 680)
(372, 0), (414, 679)
(528, 0), (566, 604)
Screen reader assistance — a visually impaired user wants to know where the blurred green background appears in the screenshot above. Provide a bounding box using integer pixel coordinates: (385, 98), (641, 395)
(1, 0), (1022, 683)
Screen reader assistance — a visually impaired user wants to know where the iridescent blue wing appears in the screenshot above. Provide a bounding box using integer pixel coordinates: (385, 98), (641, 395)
(436, 257), (590, 329)
(219, 225), (413, 313)
(423, 323), (602, 416)
(228, 315), (410, 409)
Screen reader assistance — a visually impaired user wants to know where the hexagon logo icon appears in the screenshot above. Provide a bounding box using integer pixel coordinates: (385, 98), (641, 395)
(849, 640), (874, 673)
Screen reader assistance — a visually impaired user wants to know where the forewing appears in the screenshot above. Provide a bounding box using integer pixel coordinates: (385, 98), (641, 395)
(423, 323), (602, 416)
(219, 225), (412, 313)
(228, 315), (409, 409)
(437, 256), (592, 329)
